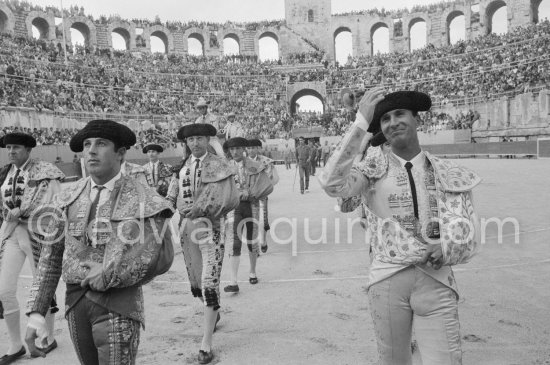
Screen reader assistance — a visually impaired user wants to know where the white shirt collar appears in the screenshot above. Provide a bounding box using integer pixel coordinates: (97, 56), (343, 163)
(91, 170), (122, 194)
(393, 150), (425, 169)
(11, 157), (31, 172)
(190, 152), (208, 165)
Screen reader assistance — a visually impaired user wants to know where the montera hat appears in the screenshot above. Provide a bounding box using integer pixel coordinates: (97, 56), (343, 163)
(143, 144), (164, 154)
(247, 139), (262, 147)
(368, 90), (431, 134)
(69, 120), (136, 152)
(226, 137), (249, 148)
(195, 97), (210, 108)
(177, 123), (217, 140)
(0, 132), (37, 148)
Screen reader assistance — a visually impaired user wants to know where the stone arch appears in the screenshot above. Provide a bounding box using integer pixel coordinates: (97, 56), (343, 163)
(333, 25), (353, 60)
(184, 27), (209, 54)
(107, 21), (135, 50)
(446, 10), (465, 45)
(370, 21), (390, 55)
(0, 3), (15, 34)
(289, 88), (325, 115)
(26, 11), (55, 40)
(407, 16), (428, 51)
(63, 16), (96, 48)
(333, 26), (352, 39)
(143, 25), (173, 53)
(485, 0), (507, 34)
(531, 0), (547, 23)
(221, 30), (242, 55)
(256, 28), (281, 59)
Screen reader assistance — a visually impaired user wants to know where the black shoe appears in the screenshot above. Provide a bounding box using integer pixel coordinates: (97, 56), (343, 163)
(198, 350), (214, 364)
(300, 190), (304, 194)
(261, 244), (268, 253)
(0, 347), (26, 365)
(224, 284), (239, 293)
(249, 276), (258, 285)
(35, 340), (57, 357)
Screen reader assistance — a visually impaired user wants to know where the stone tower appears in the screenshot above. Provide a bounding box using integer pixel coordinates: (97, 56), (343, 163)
(284, 0), (331, 54)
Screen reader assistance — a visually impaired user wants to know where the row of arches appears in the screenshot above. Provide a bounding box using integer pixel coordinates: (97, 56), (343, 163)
(2, 9), (282, 59)
(333, 0), (550, 64)
(27, 19), (281, 60)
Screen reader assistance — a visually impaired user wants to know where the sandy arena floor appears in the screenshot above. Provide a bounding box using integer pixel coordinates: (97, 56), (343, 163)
(3, 158), (550, 364)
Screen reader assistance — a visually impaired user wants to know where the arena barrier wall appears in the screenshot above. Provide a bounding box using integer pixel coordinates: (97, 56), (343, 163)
(422, 141), (537, 157)
(0, 141), (538, 179)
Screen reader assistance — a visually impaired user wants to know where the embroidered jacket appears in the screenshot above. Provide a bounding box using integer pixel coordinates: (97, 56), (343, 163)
(253, 154), (279, 186)
(143, 161), (173, 197)
(230, 157), (273, 202)
(166, 153), (239, 230)
(122, 161), (149, 187)
(319, 123), (481, 295)
(26, 175), (174, 325)
(0, 159), (64, 318)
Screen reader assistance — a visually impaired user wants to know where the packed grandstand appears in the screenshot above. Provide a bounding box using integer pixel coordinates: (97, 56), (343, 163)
(0, 0), (549, 146)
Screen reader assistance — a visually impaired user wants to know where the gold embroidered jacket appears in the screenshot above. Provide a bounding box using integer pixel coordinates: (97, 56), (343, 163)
(143, 161), (173, 197)
(122, 161), (149, 187)
(166, 153), (239, 230)
(231, 157), (274, 202)
(27, 175), (174, 325)
(319, 122), (481, 295)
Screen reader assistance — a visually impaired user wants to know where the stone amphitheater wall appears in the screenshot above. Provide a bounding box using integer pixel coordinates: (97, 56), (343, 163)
(0, 0), (539, 58)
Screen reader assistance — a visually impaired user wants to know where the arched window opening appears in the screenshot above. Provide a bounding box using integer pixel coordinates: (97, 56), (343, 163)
(334, 29), (352, 66)
(448, 14), (466, 44)
(372, 26), (389, 54)
(188, 35), (204, 56)
(111, 32), (127, 50)
(534, 0), (550, 22)
(150, 35), (167, 53)
(296, 95), (323, 115)
(70, 28), (85, 48)
(409, 20), (427, 51)
(491, 6), (508, 34)
(259, 33), (279, 61)
(223, 36), (239, 56)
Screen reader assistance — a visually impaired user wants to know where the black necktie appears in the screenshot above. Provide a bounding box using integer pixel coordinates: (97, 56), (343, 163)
(11, 168), (21, 206)
(88, 186), (105, 224)
(404, 162), (419, 219)
(193, 159), (200, 191)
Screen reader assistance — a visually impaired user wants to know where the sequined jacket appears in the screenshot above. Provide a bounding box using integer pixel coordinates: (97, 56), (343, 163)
(122, 161), (149, 187)
(319, 122), (481, 295)
(231, 157), (274, 202)
(166, 153), (240, 230)
(253, 154), (279, 186)
(27, 175), (174, 325)
(0, 160), (63, 318)
(0, 159), (64, 256)
(143, 161), (173, 197)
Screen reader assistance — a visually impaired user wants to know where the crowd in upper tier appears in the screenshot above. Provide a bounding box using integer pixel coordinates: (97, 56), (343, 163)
(0, 9), (549, 141)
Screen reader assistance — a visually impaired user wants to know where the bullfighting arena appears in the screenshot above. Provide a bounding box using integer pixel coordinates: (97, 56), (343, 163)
(5, 159), (550, 365)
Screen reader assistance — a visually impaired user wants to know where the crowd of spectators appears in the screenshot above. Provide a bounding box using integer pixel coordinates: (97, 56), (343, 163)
(326, 21), (550, 106)
(1, 11), (550, 140)
(418, 110), (480, 133)
(0, 126), (77, 145)
(333, 0), (458, 18)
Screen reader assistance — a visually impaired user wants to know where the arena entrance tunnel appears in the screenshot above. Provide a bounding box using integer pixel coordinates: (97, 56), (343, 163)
(290, 89), (325, 115)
